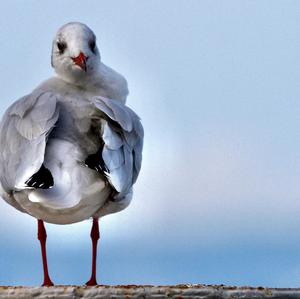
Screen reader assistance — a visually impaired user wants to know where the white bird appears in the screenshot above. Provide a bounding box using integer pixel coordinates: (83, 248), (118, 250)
(0, 22), (143, 286)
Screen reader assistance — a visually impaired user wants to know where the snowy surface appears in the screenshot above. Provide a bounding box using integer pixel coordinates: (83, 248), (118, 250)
(1, 285), (300, 298)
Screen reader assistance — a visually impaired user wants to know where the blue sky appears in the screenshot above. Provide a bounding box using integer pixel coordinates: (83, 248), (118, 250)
(1, 0), (300, 287)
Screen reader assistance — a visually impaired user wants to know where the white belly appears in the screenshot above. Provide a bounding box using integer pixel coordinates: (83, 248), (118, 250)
(12, 139), (111, 224)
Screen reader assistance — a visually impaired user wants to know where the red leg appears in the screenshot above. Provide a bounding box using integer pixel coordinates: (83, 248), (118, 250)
(86, 218), (100, 286)
(37, 219), (54, 287)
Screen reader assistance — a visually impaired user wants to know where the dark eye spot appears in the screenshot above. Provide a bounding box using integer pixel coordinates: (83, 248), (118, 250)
(89, 40), (96, 54)
(57, 41), (67, 54)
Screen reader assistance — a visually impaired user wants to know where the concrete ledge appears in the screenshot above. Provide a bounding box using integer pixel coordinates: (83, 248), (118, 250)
(1, 285), (300, 298)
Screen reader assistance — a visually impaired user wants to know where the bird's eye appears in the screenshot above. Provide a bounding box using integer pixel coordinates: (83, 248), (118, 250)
(57, 41), (67, 54)
(89, 40), (96, 54)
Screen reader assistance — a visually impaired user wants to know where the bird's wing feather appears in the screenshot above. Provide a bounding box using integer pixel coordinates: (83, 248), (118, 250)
(0, 90), (59, 192)
(92, 96), (143, 197)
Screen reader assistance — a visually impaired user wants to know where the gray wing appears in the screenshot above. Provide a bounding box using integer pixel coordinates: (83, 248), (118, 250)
(0, 90), (59, 192)
(92, 96), (143, 199)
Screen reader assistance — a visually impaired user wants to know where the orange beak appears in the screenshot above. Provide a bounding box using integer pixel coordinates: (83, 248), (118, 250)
(72, 52), (87, 71)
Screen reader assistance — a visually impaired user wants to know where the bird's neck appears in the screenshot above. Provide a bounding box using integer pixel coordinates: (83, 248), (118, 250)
(53, 62), (127, 102)
(57, 64), (107, 91)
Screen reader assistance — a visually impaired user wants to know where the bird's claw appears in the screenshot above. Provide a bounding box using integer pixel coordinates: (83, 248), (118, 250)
(41, 279), (54, 287)
(86, 278), (98, 286)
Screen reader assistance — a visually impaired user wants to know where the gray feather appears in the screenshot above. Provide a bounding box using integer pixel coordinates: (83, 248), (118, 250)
(92, 96), (143, 196)
(0, 91), (60, 191)
(93, 97), (133, 131)
(102, 122), (123, 150)
(102, 145), (125, 170)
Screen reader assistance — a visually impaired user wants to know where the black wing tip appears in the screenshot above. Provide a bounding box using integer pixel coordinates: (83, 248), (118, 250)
(85, 150), (109, 175)
(25, 164), (54, 189)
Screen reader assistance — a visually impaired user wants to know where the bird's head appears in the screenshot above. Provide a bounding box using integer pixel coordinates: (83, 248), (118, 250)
(51, 22), (101, 85)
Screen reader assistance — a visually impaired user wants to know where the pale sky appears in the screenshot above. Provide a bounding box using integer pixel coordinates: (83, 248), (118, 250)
(1, 0), (300, 287)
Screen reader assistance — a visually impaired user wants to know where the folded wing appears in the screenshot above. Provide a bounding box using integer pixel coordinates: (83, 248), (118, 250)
(92, 96), (144, 199)
(0, 90), (59, 192)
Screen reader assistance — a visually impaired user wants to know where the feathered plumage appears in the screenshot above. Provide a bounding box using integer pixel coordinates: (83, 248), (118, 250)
(0, 22), (143, 224)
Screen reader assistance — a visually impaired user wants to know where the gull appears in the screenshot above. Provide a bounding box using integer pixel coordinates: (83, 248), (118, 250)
(0, 22), (143, 286)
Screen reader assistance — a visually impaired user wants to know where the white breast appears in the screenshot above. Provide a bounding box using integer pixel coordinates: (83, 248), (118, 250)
(18, 138), (110, 224)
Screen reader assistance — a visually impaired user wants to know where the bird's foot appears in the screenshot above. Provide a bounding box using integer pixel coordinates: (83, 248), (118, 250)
(41, 277), (54, 287)
(86, 277), (98, 286)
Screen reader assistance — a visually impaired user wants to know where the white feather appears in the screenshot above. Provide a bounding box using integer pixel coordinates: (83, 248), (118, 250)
(0, 22), (143, 224)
